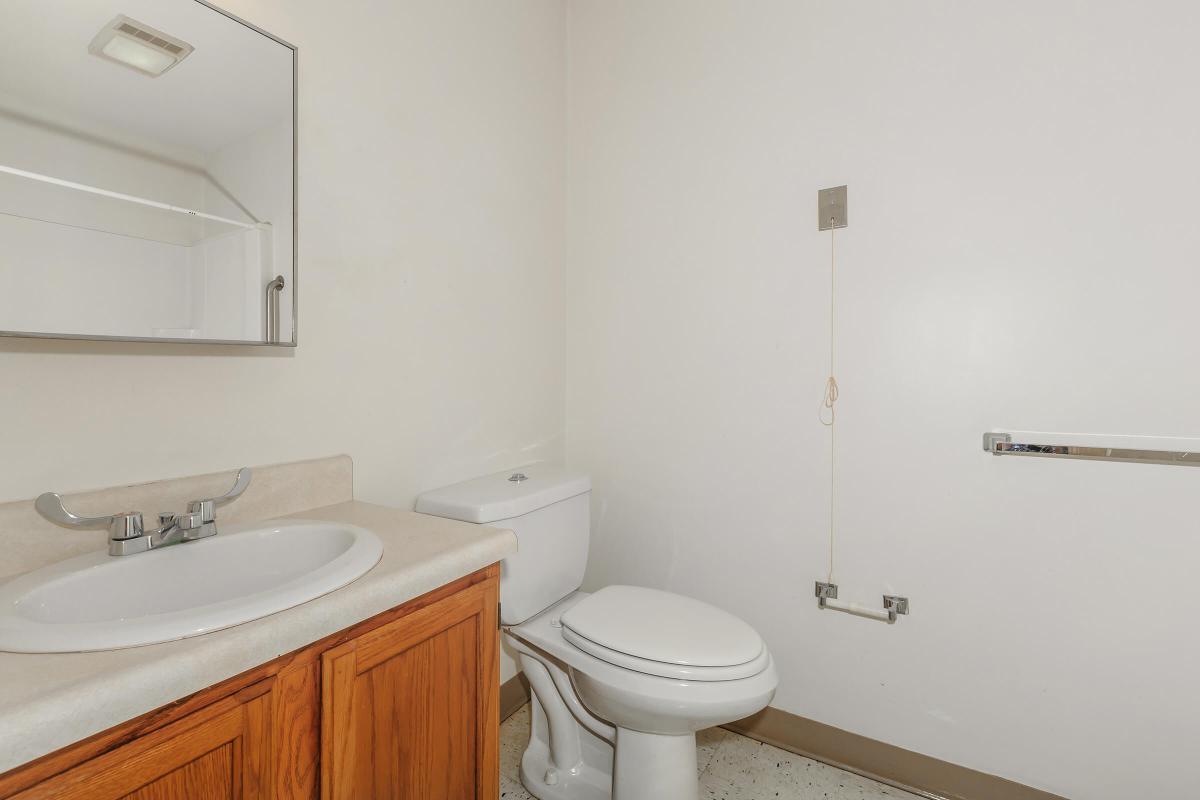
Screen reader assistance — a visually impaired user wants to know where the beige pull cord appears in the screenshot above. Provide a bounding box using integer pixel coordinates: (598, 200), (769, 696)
(818, 218), (837, 583)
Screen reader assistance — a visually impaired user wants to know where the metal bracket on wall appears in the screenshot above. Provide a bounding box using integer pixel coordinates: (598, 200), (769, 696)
(818, 185), (848, 230)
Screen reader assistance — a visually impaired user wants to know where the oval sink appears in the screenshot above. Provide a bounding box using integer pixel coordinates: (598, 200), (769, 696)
(0, 519), (383, 653)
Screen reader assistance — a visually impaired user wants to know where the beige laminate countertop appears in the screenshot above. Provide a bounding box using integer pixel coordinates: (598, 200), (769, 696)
(0, 501), (516, 774)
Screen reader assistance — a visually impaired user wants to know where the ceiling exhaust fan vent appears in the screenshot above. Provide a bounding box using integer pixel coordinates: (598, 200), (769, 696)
(89, 15), (194, 77)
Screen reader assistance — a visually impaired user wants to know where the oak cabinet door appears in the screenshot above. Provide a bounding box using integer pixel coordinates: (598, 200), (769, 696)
(11, 681), (274, 800)
(321, 577), (500, 800)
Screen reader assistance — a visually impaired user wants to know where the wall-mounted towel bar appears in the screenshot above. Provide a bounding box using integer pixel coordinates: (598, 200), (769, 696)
(815, 582), (909, 624)
(983, 431), (1200, 467)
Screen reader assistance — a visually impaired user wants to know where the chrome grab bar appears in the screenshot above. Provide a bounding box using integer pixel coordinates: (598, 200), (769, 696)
(983, 432), (1200, 467)
(815, 582), (909, 624)
(264, 275), (285, 343)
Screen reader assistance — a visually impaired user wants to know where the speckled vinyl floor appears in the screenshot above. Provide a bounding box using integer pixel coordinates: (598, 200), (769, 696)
(500, 704), (923, 800)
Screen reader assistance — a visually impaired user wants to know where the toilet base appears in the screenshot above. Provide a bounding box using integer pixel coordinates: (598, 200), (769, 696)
(520, 722), (701, 800)
(612, 728), (698, 800)
(520, 740), (611, 800)
(519, 682), (612, 800)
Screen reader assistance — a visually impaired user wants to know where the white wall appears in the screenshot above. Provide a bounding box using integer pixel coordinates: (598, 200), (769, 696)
(565, 2), (1200, 799)
(0, 0), (565, 621)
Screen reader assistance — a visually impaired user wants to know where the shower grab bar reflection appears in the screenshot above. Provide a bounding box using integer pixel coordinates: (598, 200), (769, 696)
(0, 164), (257, 229)
(983, 431), (1200, 467)
(265, 275), (285, 343)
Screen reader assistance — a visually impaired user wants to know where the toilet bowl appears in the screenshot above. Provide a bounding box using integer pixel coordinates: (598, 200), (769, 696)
(415, 464), (778, 800)
(509, 591), (778, 800)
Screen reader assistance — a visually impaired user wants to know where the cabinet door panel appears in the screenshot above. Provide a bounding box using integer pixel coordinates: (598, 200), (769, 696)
(322, 578), (498, 800)
(123, 744), (233, 800)
(359, 616), (478, 795)
(12, 682), (273, 800)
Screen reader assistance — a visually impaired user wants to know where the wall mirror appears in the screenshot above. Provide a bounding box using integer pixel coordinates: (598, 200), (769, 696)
(0, 0), (296, 345)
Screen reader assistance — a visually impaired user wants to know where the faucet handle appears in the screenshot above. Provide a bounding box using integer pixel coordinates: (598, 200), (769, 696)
(187, 467), (252, 522)
(35, 493), (144, 541)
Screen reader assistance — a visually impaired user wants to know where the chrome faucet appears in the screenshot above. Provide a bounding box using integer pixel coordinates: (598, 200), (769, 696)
(35, 468), (251, 556)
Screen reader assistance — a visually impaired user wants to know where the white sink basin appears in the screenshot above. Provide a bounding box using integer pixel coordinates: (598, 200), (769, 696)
(0, 519), (383, 653)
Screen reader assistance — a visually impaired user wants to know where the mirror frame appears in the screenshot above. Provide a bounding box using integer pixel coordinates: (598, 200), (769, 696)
(0, 0), (298, 348)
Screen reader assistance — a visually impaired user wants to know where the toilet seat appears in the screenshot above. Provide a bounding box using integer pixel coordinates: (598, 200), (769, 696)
(560, 626), (769, 681)
(557, 585), (768, 682)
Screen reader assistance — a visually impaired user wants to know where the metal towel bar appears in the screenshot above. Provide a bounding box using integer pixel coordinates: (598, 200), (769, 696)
(983, 432), (1200, 467)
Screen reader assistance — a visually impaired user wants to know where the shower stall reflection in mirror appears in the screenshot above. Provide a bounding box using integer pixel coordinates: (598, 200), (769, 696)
(0, 0), (297, 346)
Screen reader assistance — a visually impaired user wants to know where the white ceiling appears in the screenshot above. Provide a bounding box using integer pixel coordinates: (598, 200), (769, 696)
(0, 0), (292, 155)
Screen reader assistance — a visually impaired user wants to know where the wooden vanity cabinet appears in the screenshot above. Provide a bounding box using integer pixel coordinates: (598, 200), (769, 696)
(0, 565), (500, 800)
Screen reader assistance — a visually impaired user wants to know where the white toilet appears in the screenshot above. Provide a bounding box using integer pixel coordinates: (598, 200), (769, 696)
(415, 464), (778, 800)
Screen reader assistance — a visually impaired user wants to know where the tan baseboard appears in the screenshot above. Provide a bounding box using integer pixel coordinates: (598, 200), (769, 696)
(500, 673), (531, 721)
(499, 676), (1063, 800)
(725, 707), (1068, 800)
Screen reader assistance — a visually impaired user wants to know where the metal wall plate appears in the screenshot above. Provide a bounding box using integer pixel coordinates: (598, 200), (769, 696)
(982, 431), (1013, 453)
(883, 595), (910, 617)
(818, 185), (847, 230)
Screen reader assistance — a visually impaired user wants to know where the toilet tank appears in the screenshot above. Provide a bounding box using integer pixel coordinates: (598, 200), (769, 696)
(414, 464), (591, 625)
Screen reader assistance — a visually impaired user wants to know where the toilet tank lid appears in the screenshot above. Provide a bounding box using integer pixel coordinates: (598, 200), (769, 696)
(414, 463), (590, 523)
